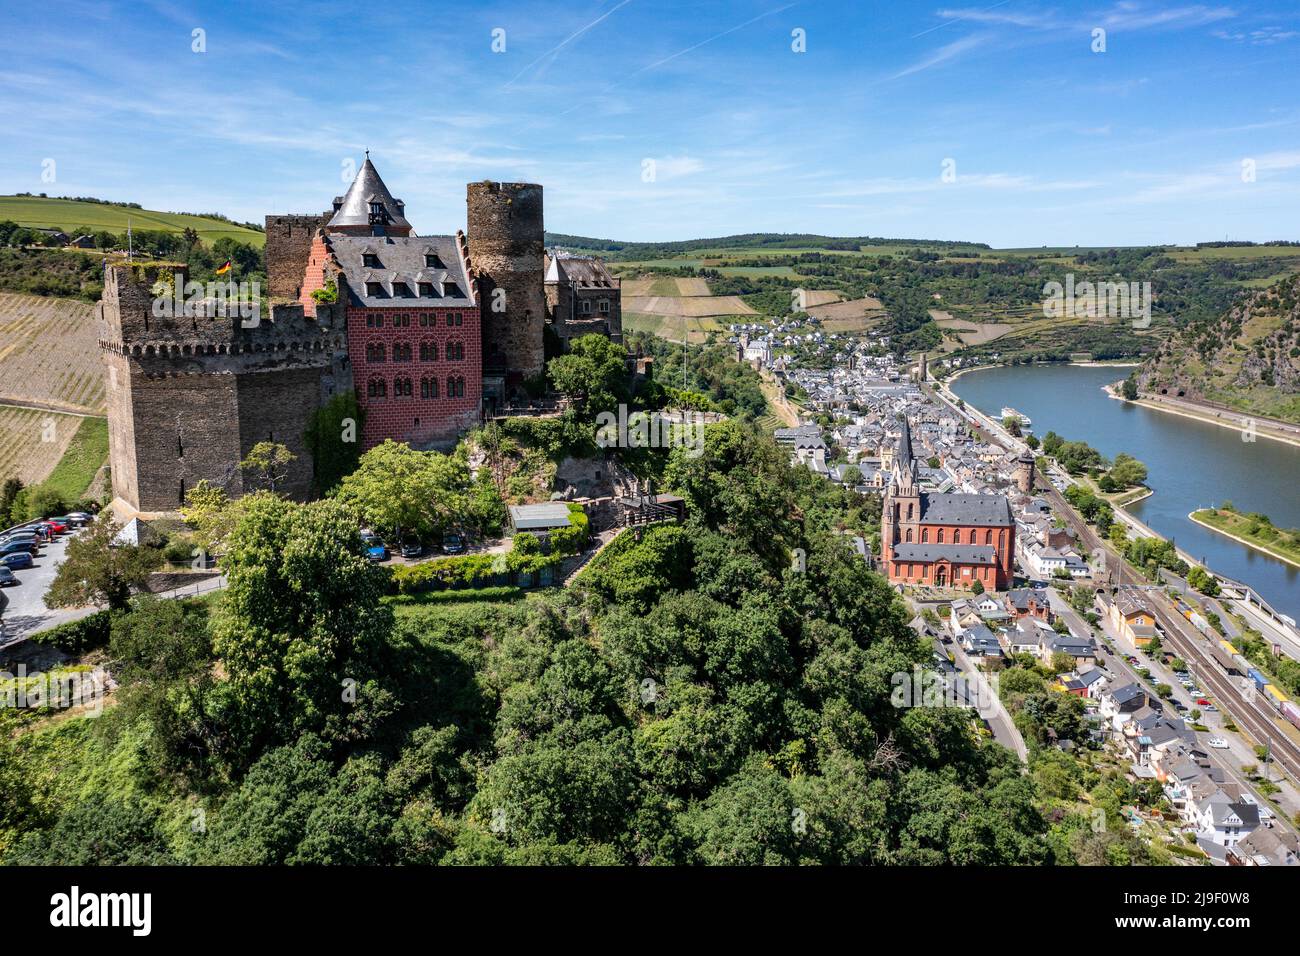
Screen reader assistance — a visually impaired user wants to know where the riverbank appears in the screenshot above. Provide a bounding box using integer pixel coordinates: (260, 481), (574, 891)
(941, 358), (1140, 387)
(1189, 509), (1300, 570)
(1104, 385), (1300, 450)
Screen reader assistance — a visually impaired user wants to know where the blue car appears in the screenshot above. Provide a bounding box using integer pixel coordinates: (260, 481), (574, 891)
(361, 534), (388, 562)
(1, 551), (33, 570)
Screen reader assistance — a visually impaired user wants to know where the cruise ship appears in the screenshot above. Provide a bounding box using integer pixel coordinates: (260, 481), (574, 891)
(1000, 407), (1032, 426)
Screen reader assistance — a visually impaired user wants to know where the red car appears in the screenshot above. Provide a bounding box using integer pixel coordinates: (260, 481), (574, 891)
(39, 519), (67, 534)
(1197, 698), (1212, 707)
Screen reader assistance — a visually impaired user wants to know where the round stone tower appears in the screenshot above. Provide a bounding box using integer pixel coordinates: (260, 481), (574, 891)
(1015, 451), (1035, 495)
(465, 181), (545, 385)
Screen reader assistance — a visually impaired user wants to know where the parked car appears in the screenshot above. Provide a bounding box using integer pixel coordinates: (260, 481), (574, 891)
(0, 539), (38, 557)
(0, 552), (33, 570)
(361, 534), (388, 562)
(399, 538), (424, 559)
(38, 519), (67, 535)
(0, 532), (38, 548)
(1197, 697), (1212, 707)
(440, 532), (467, 555)
(1207, 737), (1229, 749)
(0, 566), (16, 586)
(64, 512), (92, 526)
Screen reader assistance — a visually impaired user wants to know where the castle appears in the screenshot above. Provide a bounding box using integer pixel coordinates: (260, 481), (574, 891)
(99, 157), (621, 514)
(880, 418), (1016, 590)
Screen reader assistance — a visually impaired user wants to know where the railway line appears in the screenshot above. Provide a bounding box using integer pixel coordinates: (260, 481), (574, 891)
(1038, 481), (1300, 781)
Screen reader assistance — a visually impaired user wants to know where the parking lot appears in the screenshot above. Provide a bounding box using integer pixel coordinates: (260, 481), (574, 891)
(0, 528), (93, 645)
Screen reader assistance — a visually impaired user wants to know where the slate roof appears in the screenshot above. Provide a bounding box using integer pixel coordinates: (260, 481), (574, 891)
(892, 543), (998, 564)
(545, 251), (617, 288)
(328, 157), (412, 233)
(329, 234), (474, 308)
(920, 492), (1014, 527)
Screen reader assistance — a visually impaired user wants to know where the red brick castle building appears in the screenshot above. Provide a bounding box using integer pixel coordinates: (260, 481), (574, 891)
(881, 418), (1015, 590)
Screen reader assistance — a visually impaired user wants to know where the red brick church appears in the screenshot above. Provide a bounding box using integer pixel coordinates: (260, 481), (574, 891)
(880, 418), (1015, 590)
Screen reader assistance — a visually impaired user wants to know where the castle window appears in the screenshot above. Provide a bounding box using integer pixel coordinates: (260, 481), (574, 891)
(421, 377), (438, 399)
(393, 342), (412, 362)
(393, 282), (415, 298)
(447, 376), (465, 398)
(921, 529), (928, 543)
(365, 281), (386, 298)
(905, 529), (913, 543)
(397, 314), (410, 327)
(937, 529), (945, 543)
(442, 283), (459, 299)
(447, 341), (464, 361)
(599, 299), (609, 314)
(395, 377), (413, 397)
(424, 253), (444, 269)
(985, 530), (992, 545)
(420, 341), (438, 362)
(580, 299), (593, 314)
(969, 530), (977, 544)
(367, 377), (387, 399)
(365, 315), (375, 328)
(363, 253), (382, 268)
(419, 283), (437, 298)
(366, 342), (386, 363)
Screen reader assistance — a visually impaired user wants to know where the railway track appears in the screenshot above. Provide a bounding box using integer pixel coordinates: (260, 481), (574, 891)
(1039, 481), (1300, 780)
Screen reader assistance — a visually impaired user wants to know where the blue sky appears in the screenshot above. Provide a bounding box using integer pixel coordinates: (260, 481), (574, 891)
(2, 0), (1298, 246)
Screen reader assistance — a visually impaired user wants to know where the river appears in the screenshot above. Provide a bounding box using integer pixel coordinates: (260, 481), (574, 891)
(949, 364), (1300, 619)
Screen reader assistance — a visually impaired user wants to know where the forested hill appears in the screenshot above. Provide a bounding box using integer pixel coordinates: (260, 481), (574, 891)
(1137, 273), (1300, 423)
(2, 420), (1092, 866)
(544, 231), (991, 257)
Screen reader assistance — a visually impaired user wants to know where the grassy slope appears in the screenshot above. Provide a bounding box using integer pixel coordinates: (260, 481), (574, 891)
(0, 196), (264, 247)
(39, 416), (109, 502)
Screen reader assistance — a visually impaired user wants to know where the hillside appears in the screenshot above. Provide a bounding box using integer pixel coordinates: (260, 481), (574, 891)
(1136, 274), (1300, 423)
(0, 195), (264, 246)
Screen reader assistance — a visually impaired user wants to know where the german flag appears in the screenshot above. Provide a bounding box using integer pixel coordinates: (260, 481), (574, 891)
(215, 259), (232, 275)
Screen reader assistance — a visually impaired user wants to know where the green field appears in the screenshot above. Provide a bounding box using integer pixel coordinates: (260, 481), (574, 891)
(39, 416), (109, 502)
(0, 196), (264, 247)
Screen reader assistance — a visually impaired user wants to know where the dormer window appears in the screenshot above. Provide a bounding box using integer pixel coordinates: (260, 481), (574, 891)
(393, 281), (414, 298)
(363, 253), (381, 268)
(419, 282), (437, 297)
(365, 281), (386, 298)
(424, 253), (445, 268)
(442, 282), (460, 298)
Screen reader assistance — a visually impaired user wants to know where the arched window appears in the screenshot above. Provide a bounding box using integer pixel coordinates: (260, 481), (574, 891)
(937, 528), (945, 543)
(420, 377), (439, 399)
(921, 528), (929, 543)
(447, 341), (465, 361)
(906, 503), (913, 520)
(420, 341), (438, 362)
(969, 529), (977, 544)
(393, 342), (412, 362)
(985, 529), (992, 545)
(366, 377), (387, 399)
(366, 342), (386, 363)
(394, 377), (413, 397)
(905, 528), (913, 542)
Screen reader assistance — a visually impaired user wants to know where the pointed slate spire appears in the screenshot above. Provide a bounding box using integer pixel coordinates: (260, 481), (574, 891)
(328, 156), (413, 235)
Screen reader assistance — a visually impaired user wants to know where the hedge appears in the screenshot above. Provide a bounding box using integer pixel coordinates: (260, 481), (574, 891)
(33, 610), (113, 654)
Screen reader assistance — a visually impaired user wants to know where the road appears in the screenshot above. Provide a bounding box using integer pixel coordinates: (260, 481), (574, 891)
(1037, 478), (1300, 785)
(1049, 586), (1300, 831)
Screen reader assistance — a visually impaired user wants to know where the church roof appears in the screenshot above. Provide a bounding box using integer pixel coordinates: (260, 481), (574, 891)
(328, 157), (412, 233)
(920, 492), (1013, 527)
(892, 543), (998, 564)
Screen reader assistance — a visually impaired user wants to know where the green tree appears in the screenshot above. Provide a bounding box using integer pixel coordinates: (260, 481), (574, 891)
(547, 334), (629, 416)
(239, 441), (297, 494)
(304, 391), (364, 494)
(333, 440), (470, 541)
(45, 513), (162, 611)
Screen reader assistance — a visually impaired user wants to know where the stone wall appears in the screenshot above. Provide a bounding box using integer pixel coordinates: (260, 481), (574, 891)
(98, 263), (349, 512)
(265, 214), (329, 300)
(465, 182), (545, 382)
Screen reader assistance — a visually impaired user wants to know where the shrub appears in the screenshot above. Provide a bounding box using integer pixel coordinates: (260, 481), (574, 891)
(34, 610), (113, 654)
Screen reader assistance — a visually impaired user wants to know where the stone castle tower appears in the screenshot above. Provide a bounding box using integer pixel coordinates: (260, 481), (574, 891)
(97, 261), (349, 513)
(464, 181), (545, 388)
(1014, 450), (1035, 495)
